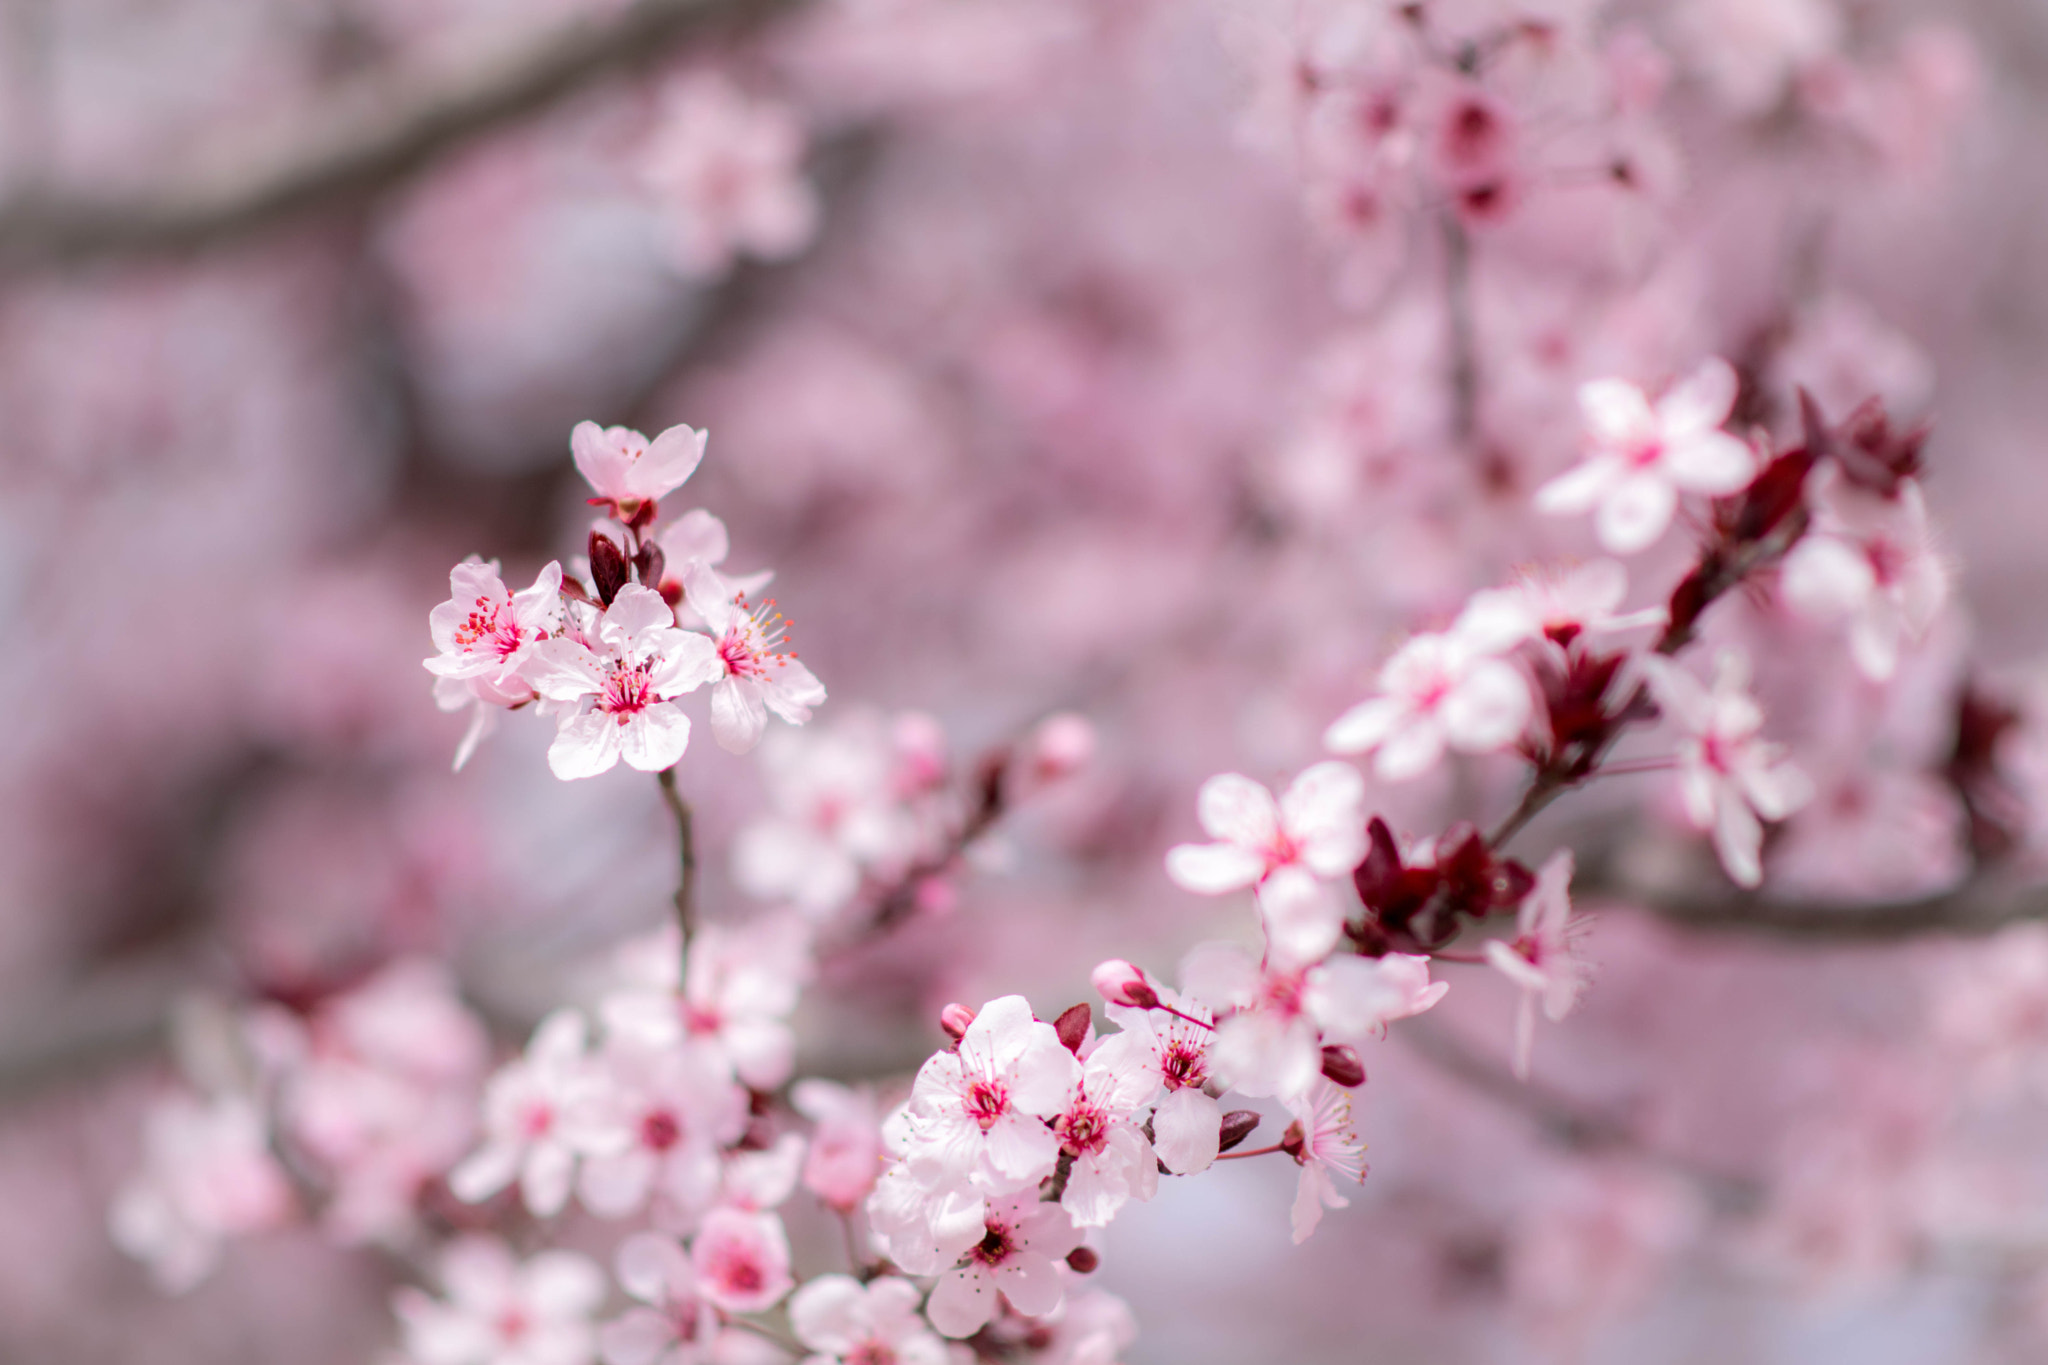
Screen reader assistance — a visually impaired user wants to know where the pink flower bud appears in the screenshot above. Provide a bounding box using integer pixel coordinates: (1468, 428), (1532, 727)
(939, 1003), (976, 1044)
(1065, 1246), (1101, 1274)
(1029, 712), (1096, 780)
(1090, 959), (1157, 1009)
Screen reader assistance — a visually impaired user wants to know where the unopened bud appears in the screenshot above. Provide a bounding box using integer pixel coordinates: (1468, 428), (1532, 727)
(1090, 959), (1158, 1010)
(1054, 1003), (1092, 1055)
(635, 541), (666, 594)
(1279, 1119), (1306, 1161)
(1029, 713), (1096, 781)
(589, 531), (629, 606)
(939, 1003), (976, 1045)
(1065, 1247), (1100, 1274)
(1217, 1110), (1261, 1154)
(1320, 1044), (1366, 1089)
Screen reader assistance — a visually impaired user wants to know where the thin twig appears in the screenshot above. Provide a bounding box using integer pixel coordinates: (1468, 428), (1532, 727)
(0, 0), (801, 267)
(655, 765), (699, 961)
(1443, 213), (1480, 447)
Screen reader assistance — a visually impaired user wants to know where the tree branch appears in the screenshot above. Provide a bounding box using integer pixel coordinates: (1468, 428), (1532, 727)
(0, 0), (800, 267)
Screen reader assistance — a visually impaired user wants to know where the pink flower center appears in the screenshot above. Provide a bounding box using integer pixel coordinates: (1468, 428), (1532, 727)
(1056, 1101), (1110, 1158)
(642, 1109), (682, 1152)
(455, 597), (522, 658)
(717, 594), (800, 681)
(964, 1078), (1010, 1131)
(1161, 1039), (1209, 1091)
(519, 1101), (555, 1140)
(711, 1251), (764, 1297)
(846, 1343), (899, 1365)
(969, 1219), (1018, 1267)
(495, 1308), (531, 1344)
(1626, 437), (1667, 470)
(599, 659), (659, 720)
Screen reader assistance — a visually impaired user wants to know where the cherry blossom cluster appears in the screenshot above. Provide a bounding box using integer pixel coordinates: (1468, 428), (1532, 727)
(427, 419), (826, 778)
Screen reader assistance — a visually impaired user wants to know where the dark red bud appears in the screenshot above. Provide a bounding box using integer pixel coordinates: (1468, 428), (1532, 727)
(1279, 1119), (1307, 1161)
(1054, 1003), (1091, 1056)
(1065, 1247), (1100, 1274)
(1217, 1110), (1262, 1154)
(1320, 1045), (1366, 1088)
(589, 532), (629, 607)
(635, 541), (666, 594)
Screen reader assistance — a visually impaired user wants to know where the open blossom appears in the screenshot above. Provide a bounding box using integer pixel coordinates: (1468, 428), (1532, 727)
(903, 995), (1080, 1190)
(1484, 852), (1592, 1080)
(522, 585), (722, 780)
(1781, 471), (1949, 681)
(1051, 1031), (1161, 1228)
(1164, 762), (1365, 894)
(654, 510), (772, 623)
(1536, 358), (1759, 555)
(680, 560), (826, 755)
(108, 1093), (294, 1293)
(1285, 1080), (1367, 1245)
(575, 1040), (745, 1220)
(599, 1233), (749, 1365)
(789, 1275), (949, 1365)
(426, 558), (564, 684)
(603, 915), (812, 1091)
(1642, 652), (1815, 888)
(1301, 951), (1450, 1050)
(572, 421), (708, 521)
(1324, 628), (1533, 780)
(451, 1010), (613, 1218)
(1453, 560), (1664, 656)
(395, 1238), (605, 1365)
(924, 1192), (1085, 1340)
(1106, 986), (1221, 1175)
(792, 1080), (884, 1211)
(732, 715), (920, 915)
(690, 1207), (794, 1315)
(640, 73), (819, 279)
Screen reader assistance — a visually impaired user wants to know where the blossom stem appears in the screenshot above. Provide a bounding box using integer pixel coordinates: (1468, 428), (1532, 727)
(1428, 950), (1492, 965)
(655, 765), (699, 959)
(727, 1317), (803, 1353)
(1444, 212), (1480, 446)
(1214, 1142), (1289, 1161)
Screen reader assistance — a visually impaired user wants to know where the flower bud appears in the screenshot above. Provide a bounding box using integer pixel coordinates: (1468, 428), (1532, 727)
(939, 1003), (976, 1045)
(1320, 1044), (1366, 1089)
(1065, 1247), (1100, 1274)
(589, 531), (629, 606)
(1029, 712), (1096, 781)
(1054, 1003), (1091, 1056)
(1090, 959), (1158, 1010)
(1217, 1110), (1261, 1154)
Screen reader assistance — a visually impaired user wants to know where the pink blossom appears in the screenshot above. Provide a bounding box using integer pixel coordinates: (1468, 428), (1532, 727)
(394, 1237), (605, 1365)
(1453, 560), (1664, 656)
(522, 585), (722, 780)
(1536, 358), (1758, 555)
(1781, 472), (1949, 681)
(901, 994), (1080, 1191)
(718, 1133), (808, 1214)
(1163, 762), (1366, 894)
(653, 510), (772, 626)
(1642, 652), (1814, 888)
(923, 1192), (1084, 1339)
(1050, 1031), (1160, 1228)
(731, 715), (919, 916)
(108, 1093), (294, 1293)
(1484, 852), (1592, 1080)
(640, 73), (820, 279)
(1106, 986), (1221, 1175)
(1178, 943), (1319, 1101)
(450, 1010), (614, 1218)
(576, 1040), (745, 1220)
(680, 561), (827, 755)
(602, 914), (813, 1091)
(1300, 951), (1451, 1050)
(426, 558), (564, 684)
(1284, 1080), (1366, 1245)
(570, 421), (709, 521)
(789, 1274), (949, 1365)
(689, 1207), (794, 1315)
(1324, 629), (1533, 780)
(863, 1155), (986, 1278)
(791, 1080), (884, 1211)
(598, 1233), (719, 1365)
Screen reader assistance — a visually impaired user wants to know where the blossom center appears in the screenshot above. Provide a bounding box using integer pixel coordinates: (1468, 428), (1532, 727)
(969, 1220), (1018, 1267)
(642, 1109), (682, 1152)
(599, 659), (659, 719)
(963, 1078), (1010, 1131)
(846, 1343), (899, 1365)
(1161, 1039), (1209, 1091)
(1056, 1101), (1110, 1158)
(717, 594), (798, 680)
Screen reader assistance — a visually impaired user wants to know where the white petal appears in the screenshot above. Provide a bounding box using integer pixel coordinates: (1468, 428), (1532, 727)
(1195, 773), (1280, 848)
(1662, 429), (1756, 494)
(622, 704), (692, 772)
(711, 680), (770, 754)
(1163, 842), (1264, 894)
(1323, 696), (1404, 754)
(1153, 1087), (1221, 1175)
(549, 710), (624, 780)
(1655, 356), (1737, 434)
(1595, 471), (1679, 555)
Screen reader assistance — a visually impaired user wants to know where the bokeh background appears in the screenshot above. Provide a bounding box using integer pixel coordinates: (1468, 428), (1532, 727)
(9, 0), (2048, 1361)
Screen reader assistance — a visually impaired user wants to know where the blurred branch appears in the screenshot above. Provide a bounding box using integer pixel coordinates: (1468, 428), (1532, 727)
(0, 0), (800, 268)
(1604, 868), (2048, 942)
